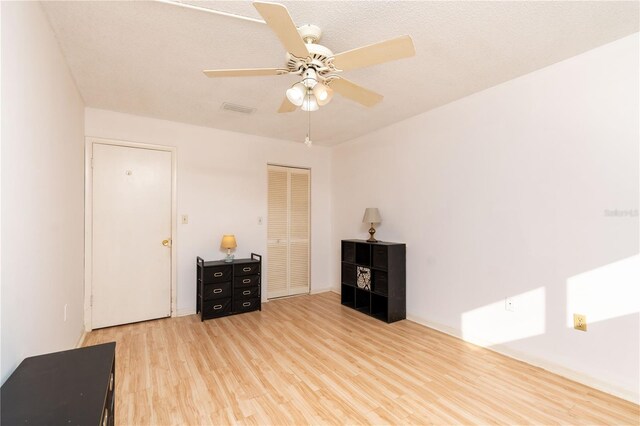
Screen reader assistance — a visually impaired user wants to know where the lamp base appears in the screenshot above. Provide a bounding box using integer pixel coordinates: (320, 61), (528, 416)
(224, 249), (234, 263)
(367, 225), (378, 243)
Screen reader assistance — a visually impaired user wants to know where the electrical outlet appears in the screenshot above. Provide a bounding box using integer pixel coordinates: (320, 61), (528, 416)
(505, 297), (515, 312)
(64, 304), (68, 322)
(574, 314), (587, 331)
(181, 214), (188, 224)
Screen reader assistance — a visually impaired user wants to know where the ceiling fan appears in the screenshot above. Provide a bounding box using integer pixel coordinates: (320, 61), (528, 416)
(203, 1), (416, 113)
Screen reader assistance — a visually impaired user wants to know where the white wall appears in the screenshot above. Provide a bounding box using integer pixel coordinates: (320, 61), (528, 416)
(84, 108), (332, 317)
(331, 34), (639, 402)
(1, 2), (86, 383)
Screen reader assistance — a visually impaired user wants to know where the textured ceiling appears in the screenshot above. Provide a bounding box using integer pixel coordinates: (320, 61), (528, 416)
(42, 1), (639, 146)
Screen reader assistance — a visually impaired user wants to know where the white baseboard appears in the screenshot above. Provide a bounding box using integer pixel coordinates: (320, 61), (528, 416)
(75, 331), (87, 348)
(310, 287), (333, 295)
(407, 314), (639, 404)
(176, 308), (196, 317)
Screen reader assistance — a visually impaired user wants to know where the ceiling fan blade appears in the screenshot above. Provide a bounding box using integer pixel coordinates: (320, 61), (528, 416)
(278, 97), (297, 113)
(332, 35), (415, 71)
(203, 68), (288, 78)
(253, 2), (309, 58)
(330, 78), (383, 107)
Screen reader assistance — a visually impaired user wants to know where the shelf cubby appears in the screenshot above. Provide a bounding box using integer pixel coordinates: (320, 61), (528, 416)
(372, 269), (388, 296)
(355, 288), (371, 312)
(341, 284), (355, 308)
(372, 245), (388, 269)
(355, 243), (371, 266)
(371, 293), (388, 322)
(341, 263), (356, 286)
(342, 241), (356, 263)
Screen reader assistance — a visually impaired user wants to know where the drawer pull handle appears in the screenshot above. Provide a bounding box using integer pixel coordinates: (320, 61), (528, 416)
(109, 373), (114, 392)
(213, 304), (223, 310)
(243, 267), (251, 272)
(243, 302), (251, 307)
(103, 409), (109, 426)
(213, 288), (223, 294)
(242, 278), (251, 284)
(243, 290), (251, 296)
(213, 272), (223, 277)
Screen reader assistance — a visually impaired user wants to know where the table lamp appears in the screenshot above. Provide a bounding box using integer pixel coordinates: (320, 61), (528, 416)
(220, 234), (237, 262)
(362, 208), (382, 242)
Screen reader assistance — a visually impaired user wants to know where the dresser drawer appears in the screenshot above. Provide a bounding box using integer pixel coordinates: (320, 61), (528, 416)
(203, 298), (231, 318)
(234, 275), (260, 287)
(203, 281), (231, 300)
(233, 297), (260, 313)
(203, 265), (232, 284)
(234, 285), (260, 300)
(234, 262), (260, 277)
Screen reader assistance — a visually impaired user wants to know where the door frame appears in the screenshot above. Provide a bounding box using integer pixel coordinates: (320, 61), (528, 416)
(266, 163), (311, 299)
(84, 137), (177, 331)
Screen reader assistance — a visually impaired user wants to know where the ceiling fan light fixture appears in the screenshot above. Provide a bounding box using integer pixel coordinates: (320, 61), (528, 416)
(301, 93), (319, 112)
(286, 82), (306, 106)
(302, 68), (318, 88)
(313, 83), (333, 106)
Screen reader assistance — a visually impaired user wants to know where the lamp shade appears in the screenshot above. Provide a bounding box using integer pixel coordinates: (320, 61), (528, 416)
(362, 208), (381, 224)
(220, 234), (237, 249)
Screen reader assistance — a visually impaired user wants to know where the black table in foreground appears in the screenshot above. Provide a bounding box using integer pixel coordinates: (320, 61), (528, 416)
(0, 342), (116, 426)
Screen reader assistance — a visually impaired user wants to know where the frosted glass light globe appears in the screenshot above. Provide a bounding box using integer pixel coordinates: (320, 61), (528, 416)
(286, 82), (306, 106)
(301, 94), (319, 112)
(312, 83), (334, 106)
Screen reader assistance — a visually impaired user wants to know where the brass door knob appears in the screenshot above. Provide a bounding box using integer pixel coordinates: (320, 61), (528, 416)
(162, 239), (171, 247)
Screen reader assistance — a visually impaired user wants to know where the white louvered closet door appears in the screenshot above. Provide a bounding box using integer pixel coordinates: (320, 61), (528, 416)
(267, 165), (310, 299)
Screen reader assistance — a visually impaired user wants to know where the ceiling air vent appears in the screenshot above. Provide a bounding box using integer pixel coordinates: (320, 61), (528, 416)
(221, 102), (256, 115)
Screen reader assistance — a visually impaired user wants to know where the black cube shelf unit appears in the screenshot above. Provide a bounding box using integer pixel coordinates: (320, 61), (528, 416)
(341, 239), (406, 323)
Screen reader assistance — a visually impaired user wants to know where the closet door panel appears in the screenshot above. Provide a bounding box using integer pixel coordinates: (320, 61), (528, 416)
(289, 171), (310, 295)
(289, 240), (309, 295)
(267, 165), (310, 298)
(267, 168), (289, 299)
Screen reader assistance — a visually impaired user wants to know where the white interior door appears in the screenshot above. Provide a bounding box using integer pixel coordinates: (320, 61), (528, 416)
(267, 165), (310, 299)
(92, 143), (172, 328)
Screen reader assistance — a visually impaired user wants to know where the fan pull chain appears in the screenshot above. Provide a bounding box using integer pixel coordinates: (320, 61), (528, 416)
(305, 90), (312, 147)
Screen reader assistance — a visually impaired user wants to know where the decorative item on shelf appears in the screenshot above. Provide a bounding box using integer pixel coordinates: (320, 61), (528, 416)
(220, 234), (237, 262)
(362, 208), (382, 242)
(356, 266), (371, 290)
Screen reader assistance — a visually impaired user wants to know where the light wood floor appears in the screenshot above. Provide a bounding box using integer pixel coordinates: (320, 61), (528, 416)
(84, 292), (639, 425)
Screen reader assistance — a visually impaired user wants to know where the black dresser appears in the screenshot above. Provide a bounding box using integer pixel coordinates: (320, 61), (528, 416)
(341, 239), (406, 323)
(196, 253), (262, 321)
(0, 342), (116, 425)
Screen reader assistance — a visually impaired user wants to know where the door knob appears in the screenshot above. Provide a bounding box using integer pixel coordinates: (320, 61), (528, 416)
(162, 239), (171, 247)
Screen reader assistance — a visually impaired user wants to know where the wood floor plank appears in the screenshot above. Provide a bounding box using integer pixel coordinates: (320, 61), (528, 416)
(83, 292), (640, 425)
